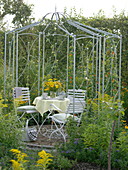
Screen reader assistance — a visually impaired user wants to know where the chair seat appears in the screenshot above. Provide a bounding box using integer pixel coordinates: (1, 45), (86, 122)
(17, 105), (36, 111)
(49, 113), (80, 124)
(13, 87), (40, 134)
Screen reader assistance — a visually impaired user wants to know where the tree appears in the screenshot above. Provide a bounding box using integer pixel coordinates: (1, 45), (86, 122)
(0, 0), (33, 26)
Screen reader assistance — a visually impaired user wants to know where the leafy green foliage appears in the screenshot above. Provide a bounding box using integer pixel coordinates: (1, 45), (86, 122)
(0, 0), (33, 26)
(111, 132), (128, 169)
(58, 94), (128, 169)
(82, 11), (128, 87)
(50, 153), (75, 170)
(121, 83), (128, 124)
(0, 96), (23, 167)
(0, 113), (22, 153)
(0, 114), (23, 167)
(0, 7), (128, 169)
(82, 124), (110, 150)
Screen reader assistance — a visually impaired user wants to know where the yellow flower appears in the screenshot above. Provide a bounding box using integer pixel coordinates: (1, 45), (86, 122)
(125, 125), (128, 129)
(55, 85), (59, 88)
(10, 149), (28, 169)
(17, 153), (28, 163)
(121, 120), (126, 122)
(44, 79), (62, 92)
(36, 158), (53, 167)
(38, 150), (53, 158)
(48, 79), (52, 81)
(10, 160), (23, 170)
(10, 149), (21, 154)
(36, 150), (53, 168)
(3, 104), (8, 107)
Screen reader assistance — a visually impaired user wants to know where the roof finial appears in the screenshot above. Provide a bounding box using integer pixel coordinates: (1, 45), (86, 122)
(55, 5), (57, 12)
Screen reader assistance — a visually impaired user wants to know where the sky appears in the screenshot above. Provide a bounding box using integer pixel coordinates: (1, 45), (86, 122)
(24, 0), (128, 20)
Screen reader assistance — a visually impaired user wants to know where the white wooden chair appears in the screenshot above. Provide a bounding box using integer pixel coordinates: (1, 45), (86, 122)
(47, 89), (86, 142)
(67, 89), (86, 116)
(13, 87), (39, 141)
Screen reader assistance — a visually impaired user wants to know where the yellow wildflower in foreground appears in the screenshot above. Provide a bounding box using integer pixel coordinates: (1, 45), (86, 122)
(36, 150), (53, 169)
(10, 149), (28, 162)
(125, 125), (128, 129)
(10, 149), (21, 154)
(10, 160), (23, 170)
(10, 149), (28, 170)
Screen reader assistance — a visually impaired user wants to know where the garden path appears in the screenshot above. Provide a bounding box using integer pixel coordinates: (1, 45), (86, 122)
(23, 125), (107, 170)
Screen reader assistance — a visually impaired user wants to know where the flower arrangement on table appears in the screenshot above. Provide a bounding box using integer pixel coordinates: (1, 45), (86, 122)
(44, 78), (63, 98)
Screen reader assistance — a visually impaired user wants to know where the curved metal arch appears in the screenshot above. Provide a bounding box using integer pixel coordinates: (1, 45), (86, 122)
(4, 12), (122, 111)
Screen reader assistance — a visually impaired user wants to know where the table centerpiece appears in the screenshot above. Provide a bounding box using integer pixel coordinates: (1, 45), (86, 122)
(44, 78), (63, 98)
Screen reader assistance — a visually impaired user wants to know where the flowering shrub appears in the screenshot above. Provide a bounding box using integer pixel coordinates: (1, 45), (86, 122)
(36, 150), (53, 169)
(44, 78), (62, 92)
(10, 149), (28, 170)
(10, 149), (53, 170)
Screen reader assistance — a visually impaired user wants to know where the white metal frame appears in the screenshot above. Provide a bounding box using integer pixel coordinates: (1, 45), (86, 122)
(4, 12), (122, 115)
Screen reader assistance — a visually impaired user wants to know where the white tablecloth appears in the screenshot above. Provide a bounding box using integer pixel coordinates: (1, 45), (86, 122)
(33, 96), (70, 116)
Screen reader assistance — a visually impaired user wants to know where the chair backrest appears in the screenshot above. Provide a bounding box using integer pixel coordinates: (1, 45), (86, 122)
(67, 89), (86, 99)
(13, 87), (31, 105)
(67, 89), (86, 114)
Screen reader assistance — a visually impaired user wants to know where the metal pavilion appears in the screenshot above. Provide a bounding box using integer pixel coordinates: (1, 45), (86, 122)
(4, 12), (122, 103)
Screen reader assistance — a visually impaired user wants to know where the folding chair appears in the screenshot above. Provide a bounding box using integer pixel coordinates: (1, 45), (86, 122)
(47, 89), (86, 142)
(13, 87), (39, 141)
(67, 89), (86, 100)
